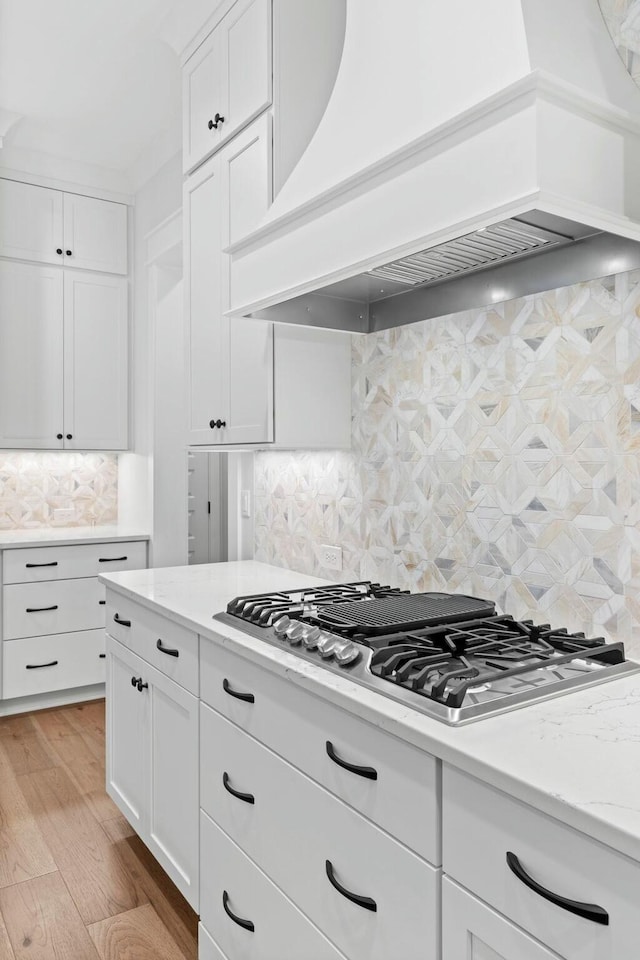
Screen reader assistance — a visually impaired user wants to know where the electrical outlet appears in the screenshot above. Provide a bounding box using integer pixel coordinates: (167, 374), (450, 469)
(54, 507), (76, 521)
(320, 544), (342, 571)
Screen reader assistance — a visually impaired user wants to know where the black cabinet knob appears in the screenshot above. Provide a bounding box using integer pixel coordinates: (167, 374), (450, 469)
(208, 119), (215, 130)
(137, 679), (148, 692)
(65, 250), (72, 257)
(56, 433), (63, 440)
(56, 248), (63, 255)
(66, 434), (72, 440)
(208, 113), (225, 130)
(209, 419), (227, 429)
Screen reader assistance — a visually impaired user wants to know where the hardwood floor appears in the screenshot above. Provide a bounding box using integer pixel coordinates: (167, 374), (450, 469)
(0, 701), (198, 960)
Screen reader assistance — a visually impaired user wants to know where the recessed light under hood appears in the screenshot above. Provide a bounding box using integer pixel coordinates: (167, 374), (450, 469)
(227, 0), (640, 335)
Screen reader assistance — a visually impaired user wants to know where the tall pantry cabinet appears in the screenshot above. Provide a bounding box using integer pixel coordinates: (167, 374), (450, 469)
(0, 178), (129, 450)
(183, 0), (352, 450)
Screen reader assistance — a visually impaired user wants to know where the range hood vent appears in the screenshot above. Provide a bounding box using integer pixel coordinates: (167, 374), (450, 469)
(227, 0), (640, 335)
(367, 219), (568, 288)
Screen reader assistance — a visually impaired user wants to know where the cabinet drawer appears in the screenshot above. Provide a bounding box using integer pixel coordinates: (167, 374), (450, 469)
(200, 705), (439, 960)
(3, 540), (147, 583)
(3, 629), (105, 699)
(3, 577), (104, 639)
(105, 595), (199, 694)
(443, 877), (562, 960)
(443, 766), (640, 960)
(201, 639), (439, 863)
(200, 813), (345, 960)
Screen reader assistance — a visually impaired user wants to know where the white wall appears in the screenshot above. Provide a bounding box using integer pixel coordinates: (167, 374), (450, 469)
(118, 152), (183, 541)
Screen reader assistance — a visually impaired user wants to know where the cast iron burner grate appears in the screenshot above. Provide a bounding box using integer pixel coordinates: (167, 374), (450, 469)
(316, 592), (496, 637)
(226, 581), (405, 627)
(369, 615), (626, 708)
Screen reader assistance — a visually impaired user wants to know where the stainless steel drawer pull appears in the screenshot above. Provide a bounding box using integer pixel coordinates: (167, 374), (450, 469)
(156, 639), (179, 658)
(26, 660), (58, 670)
(325, 860), (377, 912)
(222, 891), (254, 932)
(98, 556), (128, 563)
(26, 605), (58, 613)
(25, 561), (58, 568)
(506, 852), (609, 925)
(326, 741), (378, 780)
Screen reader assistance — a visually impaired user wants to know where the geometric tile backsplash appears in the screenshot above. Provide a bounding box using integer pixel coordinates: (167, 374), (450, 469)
(255, 271), (640, 659)
(0, 452), (118, 529)
(599, 0), (640, 87)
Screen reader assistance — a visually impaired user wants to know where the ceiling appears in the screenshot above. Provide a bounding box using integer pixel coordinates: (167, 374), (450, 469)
(0, 0), (182, 179)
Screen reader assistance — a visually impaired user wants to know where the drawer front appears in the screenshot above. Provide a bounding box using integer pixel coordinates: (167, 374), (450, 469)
(3, 540), (147, 583)
(3, 629), (105, 699)
(200, 813), (345, 960)
(3, 577), (104, 639)
(105, 594), (199, 694)
(443, 766), (640, 960)
(199, 924), (227, 960)
(443, 878), (562, 960)
(201, 638), (439, 864)
(201, 704), (439, 960)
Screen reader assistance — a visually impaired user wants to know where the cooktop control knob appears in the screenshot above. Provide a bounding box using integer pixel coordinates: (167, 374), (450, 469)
(334, 641), (361, 667)
(273, 616), (291, 637)
(317, 633), (340, 659)
(301, 625), (321, 649)
(285, 622), (306, 645)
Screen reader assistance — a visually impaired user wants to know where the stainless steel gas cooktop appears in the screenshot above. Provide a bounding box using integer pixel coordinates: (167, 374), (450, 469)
(214, 582), (639, 724)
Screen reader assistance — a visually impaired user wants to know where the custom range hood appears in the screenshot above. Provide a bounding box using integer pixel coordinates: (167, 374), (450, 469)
(227, 0), (640, 334)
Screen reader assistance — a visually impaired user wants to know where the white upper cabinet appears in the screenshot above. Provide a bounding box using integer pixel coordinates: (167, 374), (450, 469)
(0, 263), (128, 451)
(63, 193), (128, 274)
(63, 271), (128, 450)
(0, 178), (127, 274)
(0, 261), (64, 449)
(0, 180), (64, 265)
(183, 0), (272, 173)
(186, 115), (274, 446)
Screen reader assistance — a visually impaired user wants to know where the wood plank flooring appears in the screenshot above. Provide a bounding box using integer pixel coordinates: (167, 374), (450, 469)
(0, 701), (198, 960)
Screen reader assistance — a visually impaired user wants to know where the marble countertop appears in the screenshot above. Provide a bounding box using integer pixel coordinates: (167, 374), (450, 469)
(0, 526), (150, 549)
(101, 560), (640, 863)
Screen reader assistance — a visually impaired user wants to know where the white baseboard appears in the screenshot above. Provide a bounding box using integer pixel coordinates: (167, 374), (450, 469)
(0, 683), (105, 717)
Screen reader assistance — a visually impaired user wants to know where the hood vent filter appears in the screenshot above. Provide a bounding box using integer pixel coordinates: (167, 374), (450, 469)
(367, 219), (570, 287)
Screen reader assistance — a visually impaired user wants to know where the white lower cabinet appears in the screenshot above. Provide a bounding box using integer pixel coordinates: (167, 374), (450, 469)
(106, 635), (199, 910)
(200, 812), (346, 960)
(442, 878), (562, 960)
(200, 704), (440, 960)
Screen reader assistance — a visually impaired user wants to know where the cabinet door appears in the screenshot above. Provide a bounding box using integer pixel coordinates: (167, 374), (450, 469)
(0, 179), (64, 265)
(63, 271), (128, 450)
(0, 261), (64, 449)
(184, 156), (226, 445)
(106, 637), (149, 835)
(63, 193), (128, 274)
(220, 116), (273, 444)
(443, 878), (562, 960)
(147, 669), (199, 910)
(218, 0), (272, 148)
(183, 31), (223, 173)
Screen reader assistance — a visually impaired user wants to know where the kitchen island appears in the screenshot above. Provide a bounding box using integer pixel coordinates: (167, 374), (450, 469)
(102, 560), (640, 960)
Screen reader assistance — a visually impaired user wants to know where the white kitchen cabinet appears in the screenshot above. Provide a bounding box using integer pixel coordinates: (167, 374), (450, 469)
(63, 193), (128, 274)
(0, 263), (128, 450)
(1, 539), (147, 704)
(106, 633), (199, 910)
(183, 0), (272, 173)
(443, 765), (639, 960)
(0, 260), (64, 449)
(63, 271), (128, 450)
(185, 116), (274, 446)
(0, 178), (127, 274)
(200, 811), (346, 960)
(0, 179), (64, 265)
(442, 878), (562, 960)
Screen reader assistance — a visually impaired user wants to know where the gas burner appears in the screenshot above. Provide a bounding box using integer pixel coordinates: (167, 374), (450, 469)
(215, 581), (639, 724)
